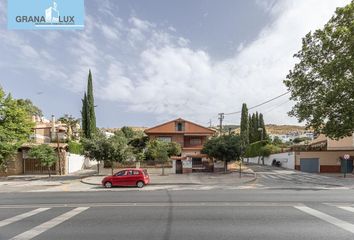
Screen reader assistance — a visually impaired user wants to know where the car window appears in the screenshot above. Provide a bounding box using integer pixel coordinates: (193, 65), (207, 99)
(126, 170), (133, 175)
(133, 170), (141, 175)
(115, 171), (126, 176)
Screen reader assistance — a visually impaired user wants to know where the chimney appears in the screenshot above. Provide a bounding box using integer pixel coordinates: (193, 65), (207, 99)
(51, 114), (56, 133)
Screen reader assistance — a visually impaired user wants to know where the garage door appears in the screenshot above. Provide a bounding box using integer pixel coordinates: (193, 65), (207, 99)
(300, 158), (319, 173)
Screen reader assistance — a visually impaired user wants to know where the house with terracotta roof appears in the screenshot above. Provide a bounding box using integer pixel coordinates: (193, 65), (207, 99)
(144, 118), (216, 174)
(293, 133), (354, 173)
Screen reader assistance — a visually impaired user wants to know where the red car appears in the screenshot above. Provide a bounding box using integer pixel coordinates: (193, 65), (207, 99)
(101, 168), (150, 188)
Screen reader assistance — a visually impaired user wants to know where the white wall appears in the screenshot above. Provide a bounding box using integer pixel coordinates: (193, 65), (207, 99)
(246, 152), (295, 169)
(67, 153), (85, 174)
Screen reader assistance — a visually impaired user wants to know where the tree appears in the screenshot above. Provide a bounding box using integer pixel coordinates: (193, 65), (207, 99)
(272, 136), (283, 145)
(87, 70), (96, 136)
(120, 126), (136, 140)
(16, 99), (42, 117)
(0, 88), (34, 174)
(82, 133), (132, 175)
(259, 113), (267, 140)
(248, 114), (252, 143)
(145, 140), (181, 175)
(81, 93), (89, 138)
(28, 144), (58, 177)
(250, 113), (258, 143)
(202, 135), (241, 173)
(284, 1), (354, 139)
(58, 114), (80, 140)
(240, 103), (249, 150)
(81, 70), (97, 139)
(166, 142), (182, 158)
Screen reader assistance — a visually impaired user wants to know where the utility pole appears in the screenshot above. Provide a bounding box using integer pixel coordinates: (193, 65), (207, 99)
(208, 119), (212, 128)
(218, 113), (224, 135)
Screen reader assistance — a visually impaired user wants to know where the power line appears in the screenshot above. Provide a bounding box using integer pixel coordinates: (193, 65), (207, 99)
(263, 99), (292, 114)
(223, 91), (290, 116)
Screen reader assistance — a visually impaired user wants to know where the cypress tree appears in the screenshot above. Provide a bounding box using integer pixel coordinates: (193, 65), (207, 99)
(248, 114), (253, 143)
(81, 92), (87, 137)
(240, 103), (249, 147)
(251, 113), (258, 143)
(255, 112), (260, 141)
(259, 113), (267, 141)
(86, 70), (96, 137)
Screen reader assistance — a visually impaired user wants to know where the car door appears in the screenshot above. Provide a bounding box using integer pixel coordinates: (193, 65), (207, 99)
(112, 170), (127, 186)
(125, 170), (136, 186)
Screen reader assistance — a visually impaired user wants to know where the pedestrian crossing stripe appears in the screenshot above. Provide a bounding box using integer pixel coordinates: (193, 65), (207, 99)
(1, 204), (354, 239)
(0, 208), (50, 228)
(9, 207), (89, 240)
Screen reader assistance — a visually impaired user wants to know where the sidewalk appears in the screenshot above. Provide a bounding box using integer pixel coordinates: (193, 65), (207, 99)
(81, 171), (256, 186)
(0, 169), (96, 182)
(319, 173), (354, 179)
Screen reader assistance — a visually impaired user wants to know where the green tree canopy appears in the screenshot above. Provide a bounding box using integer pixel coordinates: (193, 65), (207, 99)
(202, 135), (241, 172)
(82, 133), (132, 175)
(28, 144), (57, 177)
(284, 1), (354, 139)
(16, 99), (42, 117)
(0, 87), (34, 173)
(145, 140), (181, 175)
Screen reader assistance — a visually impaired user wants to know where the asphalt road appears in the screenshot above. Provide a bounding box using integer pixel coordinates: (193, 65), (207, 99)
(1, 188), (354, 240)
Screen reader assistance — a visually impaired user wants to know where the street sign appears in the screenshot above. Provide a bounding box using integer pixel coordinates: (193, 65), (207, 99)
(344, 154), (350, 160)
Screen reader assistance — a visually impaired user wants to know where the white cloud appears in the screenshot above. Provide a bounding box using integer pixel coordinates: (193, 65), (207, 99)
(0, 0), (350, 126)
(96, 0), (349, 125)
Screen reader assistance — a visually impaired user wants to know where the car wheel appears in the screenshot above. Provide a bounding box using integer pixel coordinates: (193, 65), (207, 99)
(104, 181), (112, 188)
(136, 181), (144, 188)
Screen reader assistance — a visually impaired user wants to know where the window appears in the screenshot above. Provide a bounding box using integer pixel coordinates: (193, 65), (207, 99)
(157, 136), (172, 142)
(115, 171), (126, 176)
(190, 138), (202, 146)
(133, 170), (141, 175)
(176, 122), (184, 131)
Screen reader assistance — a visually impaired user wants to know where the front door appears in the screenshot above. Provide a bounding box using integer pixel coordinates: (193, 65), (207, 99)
(112, 170), (127, 186)
(176, 160), (182, 174)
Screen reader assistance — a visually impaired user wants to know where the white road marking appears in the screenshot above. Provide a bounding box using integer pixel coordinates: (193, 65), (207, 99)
(276, 175), (293, 181)
(0, 208), (50, 228)
(9, 207), (89, 240)
(295, 206), (354, 234)
(265, 174), (277, 179)
(338, 206), (354, 213)
(260, 175), (271, 179)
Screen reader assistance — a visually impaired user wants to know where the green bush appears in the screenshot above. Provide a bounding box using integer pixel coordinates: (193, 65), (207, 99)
(68, 141), (83, 155)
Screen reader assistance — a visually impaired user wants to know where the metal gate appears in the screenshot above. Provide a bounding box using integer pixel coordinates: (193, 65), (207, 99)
(176, 160), (183, 174)
(24, 159), (56, 174)
(300, 158), (319, 173)
(341, 159), (353, 173)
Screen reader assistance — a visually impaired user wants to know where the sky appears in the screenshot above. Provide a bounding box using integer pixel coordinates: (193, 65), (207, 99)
(0, 0), (350, 128)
